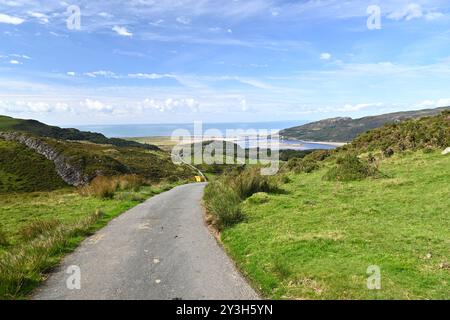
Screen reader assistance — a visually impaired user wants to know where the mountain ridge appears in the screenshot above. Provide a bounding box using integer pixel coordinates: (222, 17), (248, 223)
(280, 107), (450, 142)
(0, 115), (160, 151)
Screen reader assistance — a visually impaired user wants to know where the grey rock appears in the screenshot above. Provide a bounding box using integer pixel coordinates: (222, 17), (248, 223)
(0, 132), (89, 186)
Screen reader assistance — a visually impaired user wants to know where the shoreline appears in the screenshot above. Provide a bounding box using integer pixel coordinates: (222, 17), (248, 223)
(128, 135), (346, 151)
(287, 140), (347, 147)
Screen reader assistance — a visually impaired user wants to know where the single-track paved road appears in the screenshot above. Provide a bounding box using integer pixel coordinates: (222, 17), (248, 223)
(33, 183), (258, 300)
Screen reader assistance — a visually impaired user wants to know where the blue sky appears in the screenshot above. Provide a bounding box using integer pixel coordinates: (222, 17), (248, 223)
(1, 0), (450, 125)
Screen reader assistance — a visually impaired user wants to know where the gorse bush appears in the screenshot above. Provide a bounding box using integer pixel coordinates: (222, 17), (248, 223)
(18, 219), (61, 241)
(349, 111), (450, 153)
(323, 153), (380, 181)
(284, 149), (331, 174)
(286, 158), (320, 174)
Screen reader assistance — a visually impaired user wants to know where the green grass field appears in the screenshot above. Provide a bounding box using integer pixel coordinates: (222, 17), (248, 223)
(0, 182), (179, 299)
(220, 151), (449, 299)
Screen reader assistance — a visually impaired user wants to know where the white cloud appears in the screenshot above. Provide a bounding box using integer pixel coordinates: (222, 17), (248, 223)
(418, 98), (450, 108)
(84, 70), (118, 78)
(437, 98), (450, 107)
(0, 13), (24, 25)
(138, 97), (200, 113)
(425, 12), (445, 21)
(10, 54), (31, 60)
(320, 53), (331, 60)
(128, 73), (173, 80)
(82, 99), (113, 112)
(112, 26), (132, 37)
(338, 103), (383, 112)
(98, 12), (113, 18)
(67, 72), (76, 76)
(240, 98), (248, 111)
(176, 16), (191, 25)
(28, 11), (49, 24)
(149, 19), (164, 27)
(386, 3), (444, 22)
(0, 100), (71, 113)
(9, 60), (21, 65)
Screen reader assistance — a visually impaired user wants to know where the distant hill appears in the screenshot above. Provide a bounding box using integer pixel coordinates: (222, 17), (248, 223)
(0, 115), (160, 151)
(0, 116), (195, 192)
(280, 107), (450, 142)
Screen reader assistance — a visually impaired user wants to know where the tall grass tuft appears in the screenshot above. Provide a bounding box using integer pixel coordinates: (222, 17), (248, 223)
(117, 174), (143, 192)
(204, 181), (243, 230)
(0, 209), (105, 299)
(18, 219), (61, 241)
(0, 227), (9, 246)
(78, 175), (144, 199)
(226, 167), (280, 200)
(204, 167), (281, 230)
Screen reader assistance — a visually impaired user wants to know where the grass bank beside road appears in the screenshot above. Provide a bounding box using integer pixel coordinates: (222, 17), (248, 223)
(211, 151), (449, 299)
(0, 182), (179, 299)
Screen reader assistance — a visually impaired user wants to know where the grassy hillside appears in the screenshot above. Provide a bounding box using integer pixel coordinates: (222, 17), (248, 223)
(0, 139), (67, 192)
(0, 115), (159, 151)
(42, 137), (193, 182)
(280, 107), (449, 142)
(204, 112), (450, 299)
(223, 151), (449, 299)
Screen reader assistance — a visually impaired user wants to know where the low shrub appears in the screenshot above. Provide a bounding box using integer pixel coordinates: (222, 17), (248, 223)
(18, 219), (61, 241)
(204, 181), (243, 230)
(305, 150), (332, 162)
(247, 192), (270, 204)
(382, 147), (394, 158)
(226, 167), (280, 199)
(323, 153), (380, 181)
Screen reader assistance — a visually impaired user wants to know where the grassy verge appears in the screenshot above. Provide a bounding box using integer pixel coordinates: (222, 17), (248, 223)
(204, 167), (281, 230)
(0, 181), (181, 299)
(214, 151), (449, 299)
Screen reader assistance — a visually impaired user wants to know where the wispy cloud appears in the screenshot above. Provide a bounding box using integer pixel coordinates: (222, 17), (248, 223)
(0, 13), (24, 25)
(27, 11), (49, 24)
(112, 25), (133, 37)
(320, 53), (332, 60)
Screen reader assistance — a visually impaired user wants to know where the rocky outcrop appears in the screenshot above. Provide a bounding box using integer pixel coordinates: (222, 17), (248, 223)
(0, 132), (90, 186)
